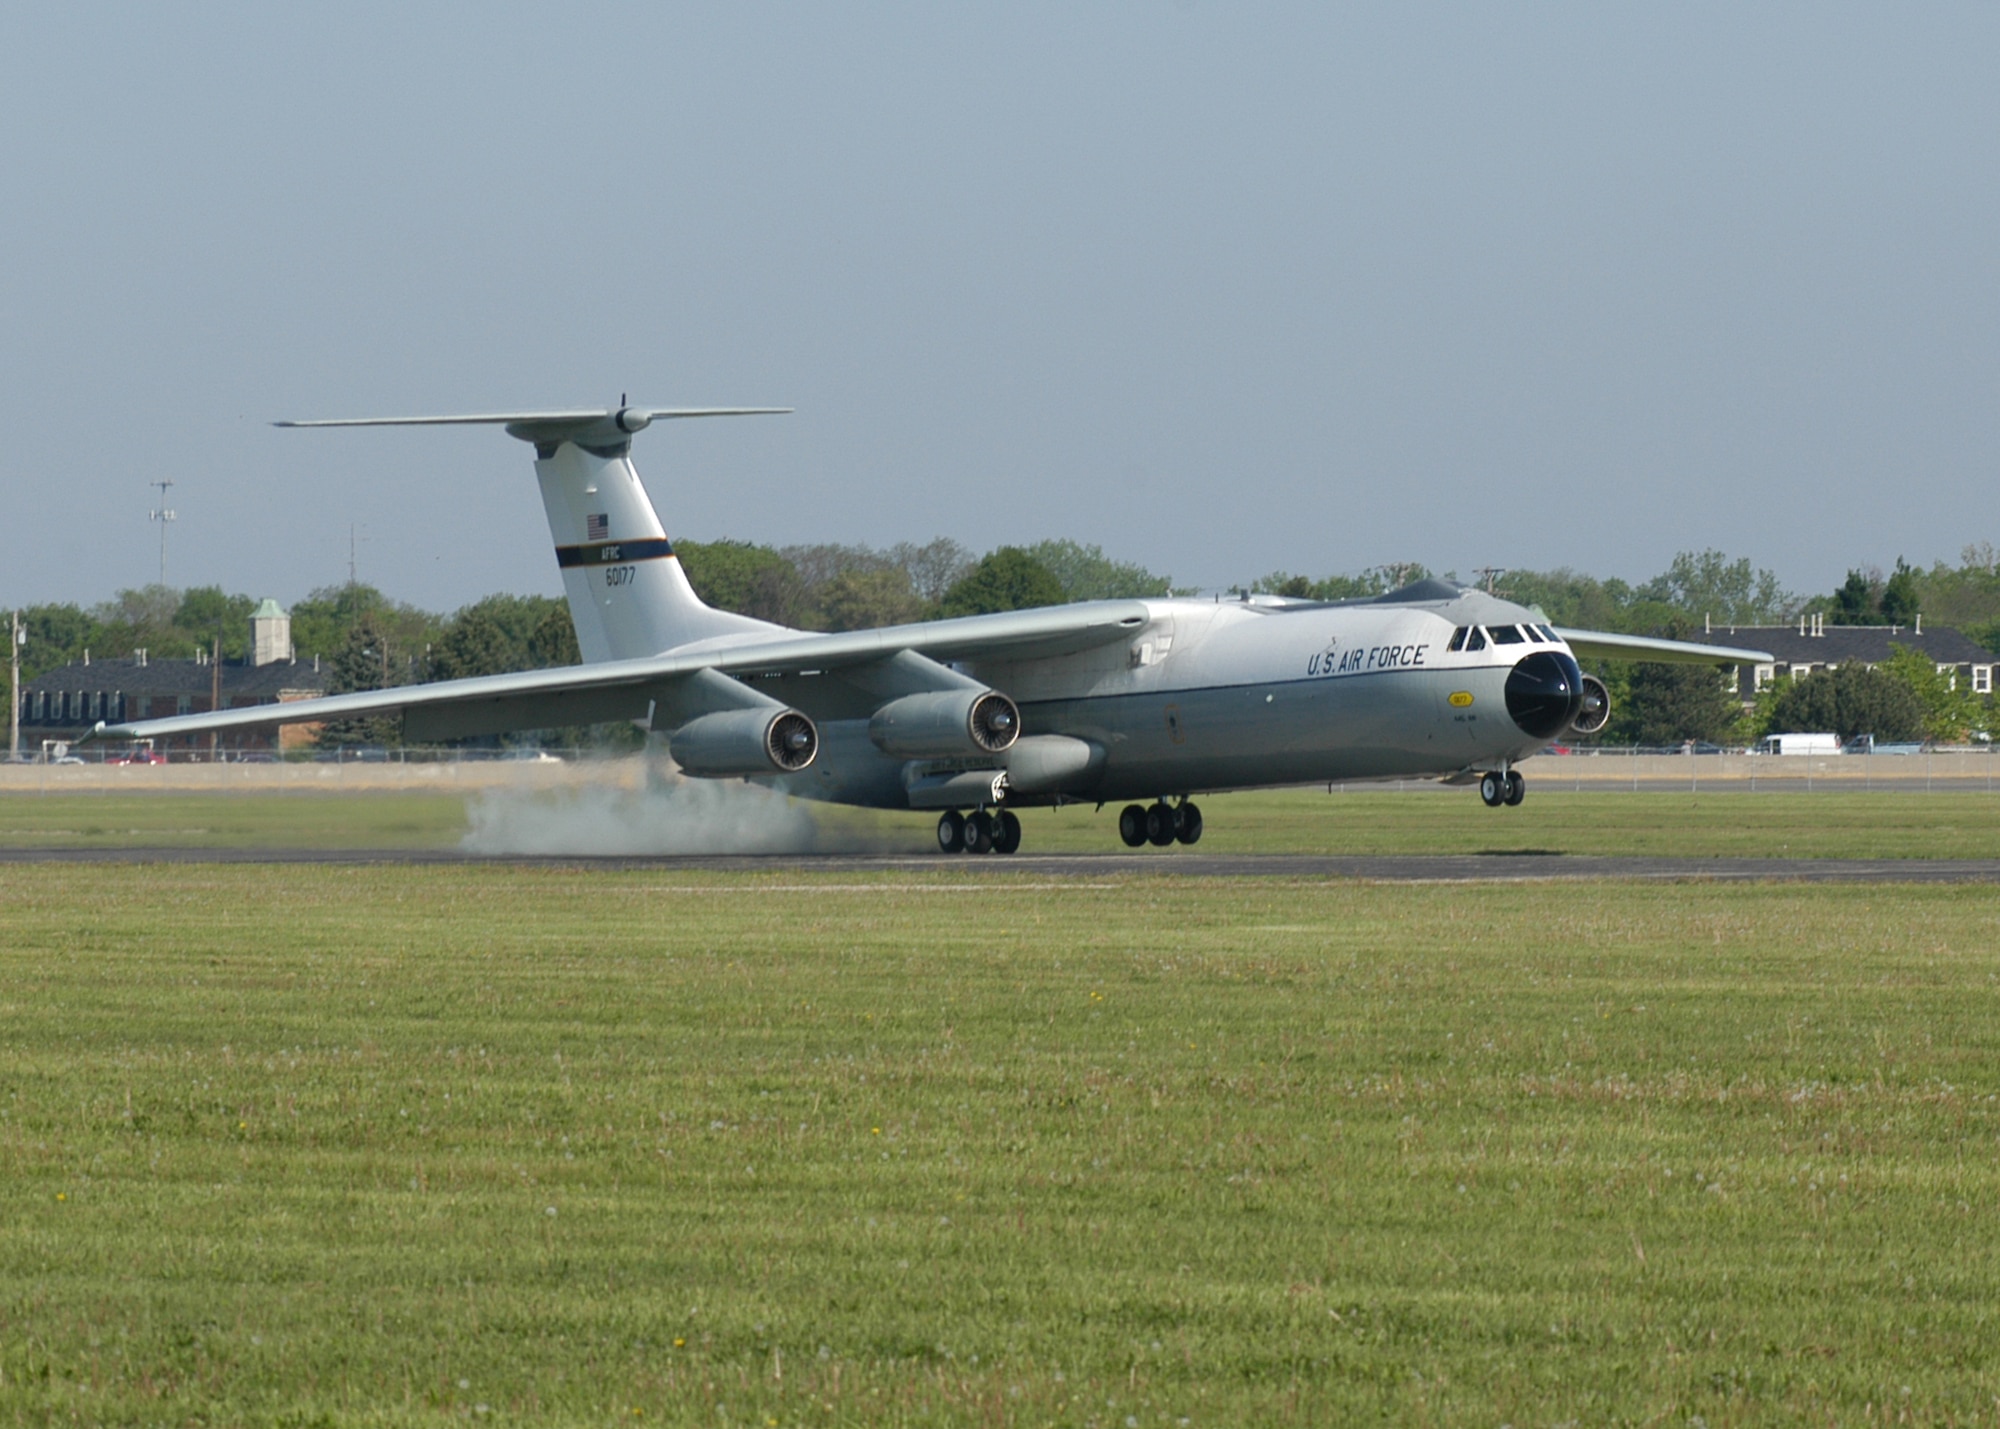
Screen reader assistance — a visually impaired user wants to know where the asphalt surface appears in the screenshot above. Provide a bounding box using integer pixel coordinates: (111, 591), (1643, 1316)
(4, 846), (1998, 882)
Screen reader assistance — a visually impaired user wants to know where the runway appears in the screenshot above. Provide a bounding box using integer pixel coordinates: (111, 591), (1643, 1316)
(4, 846), (1998, 882)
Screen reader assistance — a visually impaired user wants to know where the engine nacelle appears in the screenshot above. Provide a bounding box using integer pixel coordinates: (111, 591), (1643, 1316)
(1570, 674), (1611, 736)
(669, 707), (818, 777)
(869, 689), (1020, 758)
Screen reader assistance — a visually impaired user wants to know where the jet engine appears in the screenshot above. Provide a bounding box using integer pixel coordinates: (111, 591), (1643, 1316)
(669, 707), (818, 777)
(1569, 674), (1611, 736)
(868, 689), (1021, 758)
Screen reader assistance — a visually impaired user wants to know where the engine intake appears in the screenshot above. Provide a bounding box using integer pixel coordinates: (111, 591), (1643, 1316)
(1570, 674), (1611, 736)
(669, 707), (818, 777)
(869, 689), (1021, 758)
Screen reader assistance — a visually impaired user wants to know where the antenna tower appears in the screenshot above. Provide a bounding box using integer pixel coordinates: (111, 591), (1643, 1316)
(149, 479), (176, 587)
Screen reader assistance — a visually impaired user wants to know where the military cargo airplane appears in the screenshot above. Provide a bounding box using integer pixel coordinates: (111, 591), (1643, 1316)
(97, 406), (1772, 853)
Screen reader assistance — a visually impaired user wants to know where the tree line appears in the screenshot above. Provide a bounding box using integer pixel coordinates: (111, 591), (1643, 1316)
(10, 540), (1998, 746)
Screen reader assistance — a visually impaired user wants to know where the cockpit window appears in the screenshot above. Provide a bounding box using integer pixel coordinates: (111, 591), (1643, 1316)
(1537, 624), (1558, 641)
(1447, 627), (1468, 652)
(1464, 627), (1488, 652)
(1489, 624), (1525, 645)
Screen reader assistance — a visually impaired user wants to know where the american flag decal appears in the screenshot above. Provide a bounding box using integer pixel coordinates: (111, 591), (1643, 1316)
(586, 513), (609, 541)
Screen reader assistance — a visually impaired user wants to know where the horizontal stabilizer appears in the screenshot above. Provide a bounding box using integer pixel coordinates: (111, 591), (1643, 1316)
(276, 408), (790, 428)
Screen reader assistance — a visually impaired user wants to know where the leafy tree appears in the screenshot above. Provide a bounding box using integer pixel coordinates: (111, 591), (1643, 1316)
(1495, 570), (1634, 631)
(1020, 539), (1172, 600)
(1829, 569), (1883, 624)
(1878, 558), (1921, 627)
(1637, 549), (1794, 626)
(1878, 645), (1978, 743)
(173, 587), (259, 660)
(427, 594), (570, 680)
(818, 568), (930, 632)
(527, 605), (582, 668)
(290, 584), (439, 667)
(1251, 565), (1430, 602)
(1763, 664), (1925, 743)
(938, 548), (1065, 617)
(315, 612), (413, 748)
(675, 540), (807, 625)
(1612, 661), (1742, 746)
(14, 604), (105, 681)
(886, 538), (975, 604)
(93, 585), (188, 657)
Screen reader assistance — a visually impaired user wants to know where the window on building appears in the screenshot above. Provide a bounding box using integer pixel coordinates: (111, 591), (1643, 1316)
(110, 692), (124, 721)
(176, 695), (193, 715)
(1753, 663), (1775, 692)
(1938, 663), (1958, 691)
(1790, 664), (1813, 681)
(1976, 666), (1993, 695)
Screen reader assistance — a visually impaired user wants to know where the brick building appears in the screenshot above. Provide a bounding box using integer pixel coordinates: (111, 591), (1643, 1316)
(18, 599), (330, 756)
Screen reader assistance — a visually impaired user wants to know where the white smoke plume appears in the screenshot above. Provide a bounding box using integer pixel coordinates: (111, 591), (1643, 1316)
(461, 768), (828, 856)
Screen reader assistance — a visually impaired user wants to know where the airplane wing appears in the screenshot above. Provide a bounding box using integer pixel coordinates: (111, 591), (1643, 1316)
(92, 601), (1154, 744)
(1556, 629), (1774, 665)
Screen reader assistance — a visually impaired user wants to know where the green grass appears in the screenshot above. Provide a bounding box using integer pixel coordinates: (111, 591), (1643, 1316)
(5, 787), (1999, 859)
(4, 866), (2000, 1424)
(0, 792), (470, 849)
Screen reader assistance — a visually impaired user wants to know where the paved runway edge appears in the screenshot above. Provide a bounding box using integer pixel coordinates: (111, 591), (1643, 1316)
(4, 846), (1998, 882)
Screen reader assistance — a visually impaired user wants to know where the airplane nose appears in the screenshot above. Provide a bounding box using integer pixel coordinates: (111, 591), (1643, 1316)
(1505, 650), (1584, 740)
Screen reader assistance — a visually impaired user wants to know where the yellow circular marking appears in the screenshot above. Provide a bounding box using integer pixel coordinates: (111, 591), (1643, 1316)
(1448, 691), (1475, 707)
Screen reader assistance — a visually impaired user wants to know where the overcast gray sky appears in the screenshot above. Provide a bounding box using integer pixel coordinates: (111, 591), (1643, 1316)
(4, 3), (1995, 613)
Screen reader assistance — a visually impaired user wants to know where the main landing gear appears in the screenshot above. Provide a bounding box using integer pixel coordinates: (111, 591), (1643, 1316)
(937, 808), (1022, 856)
(1478, 770), (1526, 808)
(1117, 799), (1203, 849)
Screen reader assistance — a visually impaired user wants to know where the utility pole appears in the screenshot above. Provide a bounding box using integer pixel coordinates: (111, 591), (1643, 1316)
(1474, 566), (1508, 594)
(8, 610), (23, 763)
(150, 479), (176, 587)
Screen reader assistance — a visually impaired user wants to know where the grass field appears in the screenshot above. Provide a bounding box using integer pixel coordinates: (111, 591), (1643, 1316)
(1, 786), (1999, 859)
(4, 864), (2000, 1424)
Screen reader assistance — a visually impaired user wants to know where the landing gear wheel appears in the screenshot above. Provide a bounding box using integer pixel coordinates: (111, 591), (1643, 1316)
(937, 810), (965, 853)
(1479, 771), (1505, 807)
(1504, 771), (1526, 806)
(965, 810), (995, 854)
(1146, 802), (1177, 847)
(992, 809), (1022, 854)
(1118, 804), (1149, 848)
(1175, 800), (1203, 845)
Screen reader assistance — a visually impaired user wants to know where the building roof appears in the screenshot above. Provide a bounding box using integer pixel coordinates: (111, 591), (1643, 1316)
(26, 655), (330, 698)
(1717, 624), (1993, 666)
(252, 597), (287, 619)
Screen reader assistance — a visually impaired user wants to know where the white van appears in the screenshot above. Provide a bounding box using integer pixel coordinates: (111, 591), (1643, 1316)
(1752, 732), (1841, 756)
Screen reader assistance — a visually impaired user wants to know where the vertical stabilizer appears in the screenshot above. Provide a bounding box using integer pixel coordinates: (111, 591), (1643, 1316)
(276, 405), (792, 662)
(533, 435), (777, 660)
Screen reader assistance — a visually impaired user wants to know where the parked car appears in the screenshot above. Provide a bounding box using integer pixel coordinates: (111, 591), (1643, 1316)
(106, 749), (168, 766)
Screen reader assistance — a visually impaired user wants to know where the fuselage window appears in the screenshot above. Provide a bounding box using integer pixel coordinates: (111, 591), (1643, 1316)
(1447, 627), (1468, 653)
(1465, 627), (1488, 652)
(1489, 625), (1525, 645)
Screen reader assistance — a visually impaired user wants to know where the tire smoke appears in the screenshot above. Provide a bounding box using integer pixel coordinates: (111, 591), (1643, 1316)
(461, 767), (824, 856)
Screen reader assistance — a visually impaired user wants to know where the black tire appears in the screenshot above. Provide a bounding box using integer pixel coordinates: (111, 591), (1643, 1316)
(993, 809), (1022, 854)
(1146, 802), (1177, 847)
(1176, 801), (1203, 845)
(1479, 771), (1505, 807)
(1118, 804), (1149, 848)
(936, 810), (965, 853)
(1504, 770), (1526, 806)
(965, 810), (994, 854)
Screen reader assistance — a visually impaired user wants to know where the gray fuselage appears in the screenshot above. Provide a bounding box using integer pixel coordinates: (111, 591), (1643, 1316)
(766, 585), (1576, 809)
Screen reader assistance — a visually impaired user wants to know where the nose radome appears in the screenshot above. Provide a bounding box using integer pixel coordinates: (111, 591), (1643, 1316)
(1505, 651), (1584, 739)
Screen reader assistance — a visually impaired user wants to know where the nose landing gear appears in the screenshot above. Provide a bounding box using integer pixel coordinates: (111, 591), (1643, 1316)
(937, 807), (1022, 855)
(1478, 770), (1526, 807)
(1118, 799), (1203, 848)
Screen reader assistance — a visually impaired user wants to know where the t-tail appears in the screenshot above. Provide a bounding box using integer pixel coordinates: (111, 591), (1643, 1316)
(277, 405), (791, 661)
